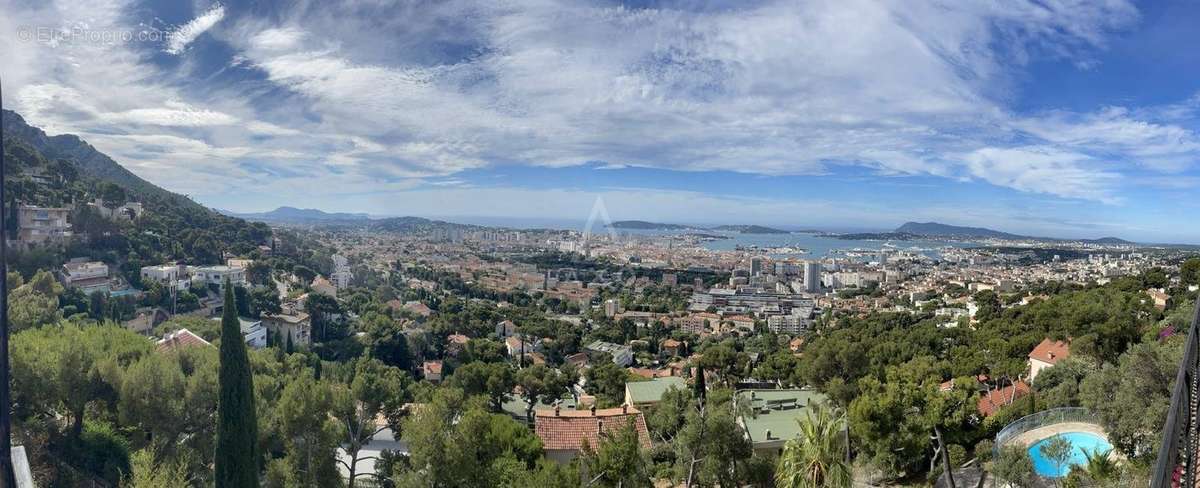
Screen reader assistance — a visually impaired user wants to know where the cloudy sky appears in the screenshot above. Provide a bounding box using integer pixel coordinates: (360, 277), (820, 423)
(2, 0), (1199, 241)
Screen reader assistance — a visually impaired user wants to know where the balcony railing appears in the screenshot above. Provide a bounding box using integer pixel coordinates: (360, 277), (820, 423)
(1152, 298), (1200, 488)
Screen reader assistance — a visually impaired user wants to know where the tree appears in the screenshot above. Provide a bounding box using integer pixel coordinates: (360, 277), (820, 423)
(1079, 339), (1181, 461)
(1068, 448), (1120, 487)
(305, 292), (342, 342)
(448, 361), (515, 411)
(361, 312), (411, 370)
(333, 358), (411, 488)
(401, 388), (545, 486)
(272, 376), (342, 488)
(247, 261), (273, 287)
(579, 419), (651, 488)
(515, 364), (569, 423)
(776, 401), (851, 488)
(293, 265), (317, 284)
(1039, 435), (1072, 487)
(98, 181), (127, 208)
(674, 388), (753, 487)
(215, 281), (260, 488)
(585, 362), (630, 407)
(992, 446), (1035, 488)
(127, 448), (190, 488)
(251, 287), (282, 318)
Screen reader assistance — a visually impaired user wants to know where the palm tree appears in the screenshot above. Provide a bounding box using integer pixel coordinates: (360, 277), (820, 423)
(776, 401), (852, 488)
(1078, 448), (1120, 486)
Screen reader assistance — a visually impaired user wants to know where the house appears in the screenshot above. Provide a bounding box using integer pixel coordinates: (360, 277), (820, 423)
(211, 317), (268, 349)
(89, 198), (143, 221)
(423, 360), (444, 383)
(660, 338), (683, 357)
(1147, 289), (1172, 311)
(61, 260), (111, 295)
(191, 265), (246, 289)
(495, 320), (517, 338)
(585, 341), (634, 367)
(156, 329), (212, 353)
(335, 413), (406, 482)
(534, 405), (650, 463)
(262, 311), (312, 346)
(311, 276), (338, 298)
(565, 352), (590, 369)
(1028, 338), (1071, 383)
(446, 333), (470, 357)
(16, 205), (71, 245)
(788, 337), (805, 352)
(505, 336), (543, 358)
(624, 376), (686, 409)
(736, 389), (830, 453)
(977, 380), (1031, 417)
(403, 301), (433, 319)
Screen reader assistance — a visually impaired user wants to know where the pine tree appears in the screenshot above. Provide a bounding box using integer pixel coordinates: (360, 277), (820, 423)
(215, 280), (260, 487)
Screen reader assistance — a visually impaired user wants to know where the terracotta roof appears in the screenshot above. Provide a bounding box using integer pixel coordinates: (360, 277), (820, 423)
(156, 329), (212, 353)
(534, 407), (651, 451)
(661, 338), (681, 348)
(423, 360), (443, 375)
(977, 380), (1030, 417)
(1028, 338), (1071, 365)
(447, 333), (470, 345)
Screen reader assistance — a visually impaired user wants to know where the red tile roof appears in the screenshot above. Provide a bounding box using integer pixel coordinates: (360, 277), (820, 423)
(534, 407), (651, 451)
(1028, 338), (1071, 365)
(423, 360), (443, 375)
(977, 380), (1030, 417)
(156, 329), (212, 353)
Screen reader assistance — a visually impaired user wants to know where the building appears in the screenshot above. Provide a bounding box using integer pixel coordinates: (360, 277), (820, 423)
(495, 320), (517, 338)
(505, 336), (543, 358)
(1147, 288), (1172, 311)
(977, 380), (1031, 417)
(624, 376), (686, 409)
(534, 405), (650, 463)
(211, 317), (268, 349)
(156, 329), (212, 353)
(89, 198), (143, 221)
(585, 340), (634, 367)
(1028, 338), (1071, 383)
(423, 360), (444, 383)
(17, 205), (71, 245)
(803, 261), (821, 293)
(311, 276), (338, 298)
(191, 265), (246, 289)
(61, 260), (110, 294)
(446, 333), (470, 357)
(736, 389), (829, 453)
(766, 313), (810, 335)
(262, 311), (312, 346)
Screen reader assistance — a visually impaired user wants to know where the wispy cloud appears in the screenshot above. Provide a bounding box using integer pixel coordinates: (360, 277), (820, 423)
(165, 2), (225, 55)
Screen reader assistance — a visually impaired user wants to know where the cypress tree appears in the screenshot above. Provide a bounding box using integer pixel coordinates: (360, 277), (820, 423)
(693, 366), (706, 402)
(215, 280), (260, 487)
(285, 332), (294, 355)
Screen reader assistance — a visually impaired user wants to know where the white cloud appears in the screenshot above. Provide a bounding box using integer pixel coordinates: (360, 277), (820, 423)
(165, 3), (226, 55)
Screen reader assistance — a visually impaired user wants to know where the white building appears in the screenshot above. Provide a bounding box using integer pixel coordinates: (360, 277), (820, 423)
(584, 340), (634, 367)
(191, 265), (246, 289)
(803, 261), (821, 293)
(62, 260), (111, 294)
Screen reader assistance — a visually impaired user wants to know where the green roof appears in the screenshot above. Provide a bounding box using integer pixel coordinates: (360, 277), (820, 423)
(736, 389), (829, 445)
(625, 376), (687, 404)
(501, 395), (576, 419)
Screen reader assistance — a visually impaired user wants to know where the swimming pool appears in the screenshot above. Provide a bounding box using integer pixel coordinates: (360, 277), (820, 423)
(1027, 432), (1113, 478)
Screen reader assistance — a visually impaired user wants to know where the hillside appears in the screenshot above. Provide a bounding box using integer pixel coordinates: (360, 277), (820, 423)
(223, 206), (371, 223)
(895, 221), (1026, 240)
(370, 216), (478, 234)
(608, 220), (693, 230)
(1, 110), (274, 271)
(710, 224), (789, 234)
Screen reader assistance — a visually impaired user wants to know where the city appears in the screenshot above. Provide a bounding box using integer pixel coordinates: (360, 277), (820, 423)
(1, 0), (1200, 488)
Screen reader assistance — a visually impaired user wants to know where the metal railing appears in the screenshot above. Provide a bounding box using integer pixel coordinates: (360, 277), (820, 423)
(993, 407), (1095, 454)
(1152, 298), (1200, 488)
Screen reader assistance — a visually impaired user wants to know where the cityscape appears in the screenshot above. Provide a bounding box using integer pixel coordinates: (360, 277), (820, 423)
(1, 0), (1200, 488)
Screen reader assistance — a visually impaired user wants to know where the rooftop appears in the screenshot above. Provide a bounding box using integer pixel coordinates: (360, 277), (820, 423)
(1029, 338), (1071, 365)
(626, 376), (686, 404)
(737, 389), (829, 445)
(534, 406), (650, 451)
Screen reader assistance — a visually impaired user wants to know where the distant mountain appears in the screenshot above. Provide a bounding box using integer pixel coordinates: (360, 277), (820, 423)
(895, 222), (1027, 240)
(710, 224), (789, 234)
(1085, 236), (1133, 245)
(225, 206), (371, 223)
(609, 220), (694, 230)
(371, 216), (478, 234)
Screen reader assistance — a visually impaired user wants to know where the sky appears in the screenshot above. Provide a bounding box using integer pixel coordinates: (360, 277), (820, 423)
(1, 0), (1199, 242)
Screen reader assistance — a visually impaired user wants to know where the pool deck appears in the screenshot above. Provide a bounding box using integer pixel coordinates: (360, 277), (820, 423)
(1004, 422), (1110, 449)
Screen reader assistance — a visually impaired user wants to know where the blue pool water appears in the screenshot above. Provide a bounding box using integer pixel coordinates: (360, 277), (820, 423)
(1028, 432), (1112, 478)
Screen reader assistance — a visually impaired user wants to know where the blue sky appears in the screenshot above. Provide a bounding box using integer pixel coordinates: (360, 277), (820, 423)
(2, 0), (1200, 242)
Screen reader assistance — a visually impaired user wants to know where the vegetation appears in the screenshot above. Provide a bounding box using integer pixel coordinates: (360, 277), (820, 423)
(215, 283), (260, 488)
